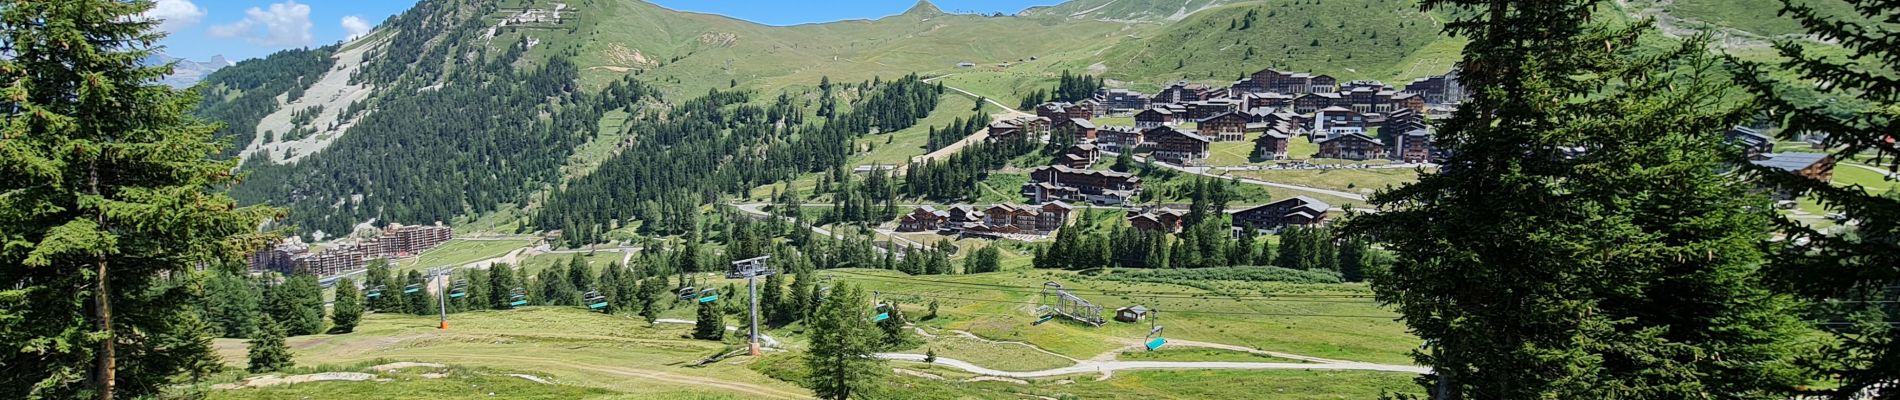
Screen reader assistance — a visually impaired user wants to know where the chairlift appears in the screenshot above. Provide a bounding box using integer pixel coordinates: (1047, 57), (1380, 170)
(677, 286), (698, 301)
(696, 287), (719, 303)
(1143, 310), (1166, 351)
(448, 279), (469, 299)
(366, 284), (387, 299)
(583, 290), (609, 311)
(403, 283), (422, 294)
(507, 287), (528, 308)
(871, 303), (891, 323)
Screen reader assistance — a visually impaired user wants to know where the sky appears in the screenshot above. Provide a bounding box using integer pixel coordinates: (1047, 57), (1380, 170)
(149, 0), (1061, 62)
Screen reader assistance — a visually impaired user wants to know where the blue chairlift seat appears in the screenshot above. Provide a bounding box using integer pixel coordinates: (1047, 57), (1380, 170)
(697, 295), (719, 303)
(1145, 337), (1167, 351)
(1034, 315), (1055, 325)
(873, 312), (890, 322)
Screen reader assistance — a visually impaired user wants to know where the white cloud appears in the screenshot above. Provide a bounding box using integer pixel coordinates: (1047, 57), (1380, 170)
(208, 1), (314, 48)
(341, 16), (372, 40)
(142, 0), (207, 34)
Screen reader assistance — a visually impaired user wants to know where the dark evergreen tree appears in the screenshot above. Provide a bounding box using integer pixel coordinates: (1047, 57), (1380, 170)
(807, 284), (881, 400)
(331, 279), (364, 334)
(201, 270), (263, 338)
(693, 299), (726, 340)
(1732, 1), (1900, 394)
(0, 2), (280, 396)
(265, 273), (325, 336)
(1345, 1), (1809, 395)
(246, 316), (293, 373)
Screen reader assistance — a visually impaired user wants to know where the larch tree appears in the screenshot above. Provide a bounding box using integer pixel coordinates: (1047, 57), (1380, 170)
(0, 1), (279, 398)
(1344, 0), (1810, 397)
(1731, 0), (1900, 395)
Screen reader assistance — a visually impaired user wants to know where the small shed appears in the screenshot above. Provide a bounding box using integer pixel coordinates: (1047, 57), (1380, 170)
(1115, 305), (1153, 323)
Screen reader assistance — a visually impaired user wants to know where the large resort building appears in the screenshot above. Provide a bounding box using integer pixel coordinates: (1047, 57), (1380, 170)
(247, 222), (454, 276)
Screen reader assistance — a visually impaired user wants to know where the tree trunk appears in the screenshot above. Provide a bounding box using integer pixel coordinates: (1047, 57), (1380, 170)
(95, 255), (114, 400)
(91, 163), (115, 400)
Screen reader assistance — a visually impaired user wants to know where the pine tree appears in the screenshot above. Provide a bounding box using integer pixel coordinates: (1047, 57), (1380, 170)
(246, 316), (294, 374)
(807, 284), (881, 400)
(201, 269), (262, 338)
(165, 310), (223, 386)
(1732, 1), (1900, 394)
(265, 273), (325, 336)
(1344, 2), (1808, 396)
(0, 2), (279, 397)
(488, 263), (517, 310)
(636, 277), (662, 324)
(785, 272), (812, 325)
(330, 278), (364, 334)
(693, 299), (726, 340)
(761, 272), (786, 326)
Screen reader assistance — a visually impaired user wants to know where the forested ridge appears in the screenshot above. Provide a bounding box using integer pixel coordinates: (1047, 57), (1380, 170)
(192, 47), (337, 157)
(534, 75), (943, 244)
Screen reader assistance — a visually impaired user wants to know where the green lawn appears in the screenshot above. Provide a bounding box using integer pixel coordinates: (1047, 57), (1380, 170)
(1834, 163), (1896, 194)
(396, 239), (534, 273)
(1117, 347), (1306, 363)
(1224, 168), (1426, 197)
(828, 269), (1419, 365)
(901, 330), (1077, 372)
(851, 93), (983, 168)
(206, 366), (629, 400)
(514, 251), (632, 276)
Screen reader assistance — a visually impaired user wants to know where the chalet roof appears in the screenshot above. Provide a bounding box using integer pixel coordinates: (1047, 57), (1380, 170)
(1301, 92), (1343, 100)
(1245, 92), (1295, 100)
(1041, 201), (1075, 211)
(1752, 152), (1832, 172)
(1071, 143), (1098, 151)
(1031, 165), (1138, 180)
(1234, 196), (1332, 216)
(1318, 105), (1354, 113)
(1120, 305), (1151, 314)
(1138, 108), (1174, 116)
(1401, 129), (1432, 138)
(1729, 126), (1772, 142)
(1197, 111), (1249, 123)
(1062, 153), (1088, 162)
(1317, 132), (1380, 144)
(1064, 118), (1097, 129)
(1149, 127), (1209, 143)
(1127, 213), (1161, 225)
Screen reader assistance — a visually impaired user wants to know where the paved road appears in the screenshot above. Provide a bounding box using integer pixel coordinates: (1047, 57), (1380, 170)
(875, 353), (1430, 378)
(909, 75), (1032, 166)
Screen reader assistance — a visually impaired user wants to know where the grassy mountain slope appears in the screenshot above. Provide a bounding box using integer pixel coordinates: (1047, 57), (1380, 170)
(521, 0), (1136, 95)
(1092, 0), (1454, 89)
(1023, 0), (1250, 22)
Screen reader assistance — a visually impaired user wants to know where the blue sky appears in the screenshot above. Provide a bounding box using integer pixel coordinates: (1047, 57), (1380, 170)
(150, 0), (1060, 62)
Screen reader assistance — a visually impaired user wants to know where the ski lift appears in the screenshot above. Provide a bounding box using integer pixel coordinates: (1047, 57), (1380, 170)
(366, 284), (387, 299)
(1032, 305), (1055, 325)
(584, 290), (609, 311)
(1143, 310), (1166, 351)
(677, 286), (698, 301)
(507, 287), (528, 308)
(871, 303), (892, 323)
(448, 279), (469, 299)
(696, 287), (719, 303)
(403, 283), (422, 294)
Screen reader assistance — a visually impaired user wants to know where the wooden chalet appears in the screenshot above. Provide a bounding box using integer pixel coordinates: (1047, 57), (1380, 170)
(972, 202), (1075, 234)
(1316, 132), (1386, 160)
(897, 206), (951, 232)
(1126, 208), (1188, 233)
(1392, 129), (1435, 163)
(1135, 105), (1185, 129)
(1060, 143), (1102, 169)
(1055, 117), (1098, 141)
(1026, 165), (1142, 205)
(1096, 126), (1145, 153)
(1230, 196), (1331, 233)
(1154, 81), (1212, 104)
(1198, 111), (1251, 142)
(1147, 126), (1211, 165)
